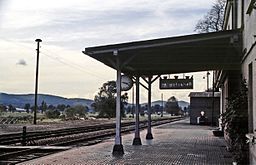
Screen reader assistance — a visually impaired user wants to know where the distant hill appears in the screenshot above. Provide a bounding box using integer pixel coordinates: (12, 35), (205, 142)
(0, 92), (189, 111)
(0, 92), (94, 108)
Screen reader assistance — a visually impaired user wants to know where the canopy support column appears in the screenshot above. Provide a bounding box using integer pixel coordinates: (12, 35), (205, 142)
(112, 51), (124, 155)
(132, 75), (142, 145)
(146, 76), (153, 139)
(140, 75), (159, 140)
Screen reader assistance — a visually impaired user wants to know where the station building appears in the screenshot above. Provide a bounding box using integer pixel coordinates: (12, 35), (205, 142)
(215, 0), (256, 164)
(189, 92), (220, 126)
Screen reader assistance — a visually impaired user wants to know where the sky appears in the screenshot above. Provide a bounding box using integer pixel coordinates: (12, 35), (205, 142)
(0, 0), (216, 103)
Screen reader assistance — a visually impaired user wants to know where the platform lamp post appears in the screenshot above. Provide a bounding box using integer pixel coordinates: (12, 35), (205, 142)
(161, 93), (164, 117)
(211, 71), (215, 127)
(203, 71), (210, 91)
(206, 71), (210, 91)
(33, 39), (42, 125)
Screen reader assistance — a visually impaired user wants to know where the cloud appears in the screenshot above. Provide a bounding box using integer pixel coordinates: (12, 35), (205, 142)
(0, 0), (215, 51)
(16, 59), (27, 66)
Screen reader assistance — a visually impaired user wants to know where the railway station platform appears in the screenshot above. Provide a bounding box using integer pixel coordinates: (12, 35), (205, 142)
(20, 118), (233, 165)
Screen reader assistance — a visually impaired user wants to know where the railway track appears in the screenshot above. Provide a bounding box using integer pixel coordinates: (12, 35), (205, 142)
(0, 122), (129, 146)
(0, 146), (71, 165)
(0, 117), (183, 164)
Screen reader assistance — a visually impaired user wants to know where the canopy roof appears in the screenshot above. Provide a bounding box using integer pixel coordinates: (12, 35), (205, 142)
(83, 29), (242, 76)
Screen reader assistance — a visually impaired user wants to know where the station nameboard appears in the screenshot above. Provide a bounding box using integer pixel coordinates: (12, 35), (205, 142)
(159, 77), (193, 89)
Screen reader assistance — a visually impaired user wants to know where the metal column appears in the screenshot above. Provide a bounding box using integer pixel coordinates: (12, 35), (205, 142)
(112, 51), (124, 155)
(132, 75), (142, 145)
(146, 76), (153, 139)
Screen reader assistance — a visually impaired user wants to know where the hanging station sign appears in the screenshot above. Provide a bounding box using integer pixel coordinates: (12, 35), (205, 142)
(159, 76), (193, 89)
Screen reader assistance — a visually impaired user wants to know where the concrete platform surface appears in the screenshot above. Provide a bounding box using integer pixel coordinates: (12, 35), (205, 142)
(20, 118), (233, 165)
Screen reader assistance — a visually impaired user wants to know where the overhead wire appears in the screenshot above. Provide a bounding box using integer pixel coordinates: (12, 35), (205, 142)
(41, 47), (108, 78)
(40, 51), (106, 81)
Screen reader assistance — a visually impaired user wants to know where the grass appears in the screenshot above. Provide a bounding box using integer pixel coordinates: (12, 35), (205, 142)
(38, 118), (63, 123)
(1, 112), (45, 118)
(1, 111), (179, 125)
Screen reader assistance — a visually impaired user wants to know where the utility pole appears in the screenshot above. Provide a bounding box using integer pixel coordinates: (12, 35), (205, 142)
(34, 39), (42, 125)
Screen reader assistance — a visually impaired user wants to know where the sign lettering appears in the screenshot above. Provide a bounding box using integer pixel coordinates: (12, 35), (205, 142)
(160, 77), (193, 89)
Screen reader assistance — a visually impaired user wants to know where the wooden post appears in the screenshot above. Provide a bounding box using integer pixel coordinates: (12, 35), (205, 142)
(34, 39), (42, 125)
(22, 126), (26, 146)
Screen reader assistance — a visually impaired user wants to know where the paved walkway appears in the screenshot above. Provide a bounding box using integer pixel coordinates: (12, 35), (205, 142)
(21, 119), (233, 165)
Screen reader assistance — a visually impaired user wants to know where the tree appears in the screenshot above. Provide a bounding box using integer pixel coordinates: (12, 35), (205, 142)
(57, 104), (66, 111)
(64, 107), (77, 119)
(45, 109), (60, 119)
(40, 101), (47, 113)
(140, 104), (146, 116)
(73, 104), (88, 116)
(64, 105), (87, 119)
(24, 103), (30, 113)
(165, 96), (181, 115)
(152, 104), (161, 114)
(121, 92), (128, 115)
(48, 104), (56, 110)
(30, 105), (39, 113)
(94, 81), (128, 118)
(8, 104), (16, 113)
(0, 104), (7, 116)
(195, 0), (226, 33)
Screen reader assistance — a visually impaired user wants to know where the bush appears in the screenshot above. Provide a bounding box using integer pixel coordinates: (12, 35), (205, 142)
(45, 109), (60, 119)
(64, 105), (87, 119)
(222, 80), (249, 164)
(0, 104), (7, 116)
